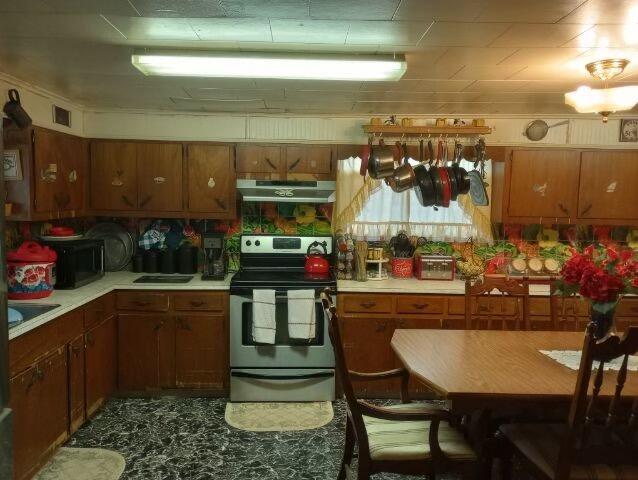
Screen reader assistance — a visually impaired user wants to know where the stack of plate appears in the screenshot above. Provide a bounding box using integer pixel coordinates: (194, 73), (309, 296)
(85, 223), (135, 271)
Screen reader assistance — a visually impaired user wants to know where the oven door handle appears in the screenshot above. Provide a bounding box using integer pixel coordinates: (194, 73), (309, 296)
(231, 371), (333, 381)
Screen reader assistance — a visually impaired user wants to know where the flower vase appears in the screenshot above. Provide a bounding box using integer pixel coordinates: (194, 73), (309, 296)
(590, 303), (617, 340)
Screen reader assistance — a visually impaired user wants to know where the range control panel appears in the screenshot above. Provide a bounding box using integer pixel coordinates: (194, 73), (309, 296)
(240, 235), (333, 255)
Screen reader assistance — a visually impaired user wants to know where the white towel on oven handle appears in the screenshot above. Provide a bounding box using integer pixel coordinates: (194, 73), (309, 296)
(252, 289), (276, 344)
(287, 289), (316, 340)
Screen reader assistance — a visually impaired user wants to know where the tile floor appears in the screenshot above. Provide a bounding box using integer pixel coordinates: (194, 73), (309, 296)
(66, 397), (493, 480)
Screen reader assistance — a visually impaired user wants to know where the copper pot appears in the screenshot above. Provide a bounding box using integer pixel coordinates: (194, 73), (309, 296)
(387, 163), (416, 192)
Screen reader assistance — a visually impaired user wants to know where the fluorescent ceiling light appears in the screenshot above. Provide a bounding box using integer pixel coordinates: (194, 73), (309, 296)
(131, 51), (406, 81)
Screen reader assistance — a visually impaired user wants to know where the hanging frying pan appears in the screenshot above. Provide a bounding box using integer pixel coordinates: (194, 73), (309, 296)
(413, 163), (435, 207)
(429, 166), (443, 207)
(360, 142), (371, 176)
(446, 166), (459, 201)
(468, 169), (489, 206)
(427, 140), (435, 165)
(524, 119), (569, 141)
(438, 168), (452, 207)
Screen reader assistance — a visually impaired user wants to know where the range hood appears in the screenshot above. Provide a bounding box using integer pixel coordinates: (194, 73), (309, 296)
(237, 179), (336, 203)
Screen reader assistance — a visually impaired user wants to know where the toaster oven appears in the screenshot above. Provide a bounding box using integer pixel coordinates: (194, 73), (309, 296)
(414, 255), (455, 281)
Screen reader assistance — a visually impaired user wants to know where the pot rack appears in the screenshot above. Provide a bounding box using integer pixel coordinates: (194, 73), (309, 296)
(362, 124), (492, 137)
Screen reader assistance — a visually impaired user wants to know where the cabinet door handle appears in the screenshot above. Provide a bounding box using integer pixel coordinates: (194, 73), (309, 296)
(288, 158), (301, 171)
(215, 198), (227, 210)
(411, 303), (429, 310)
(580, 204), (592, 217)
(190, 300), (205, 307)
(71, 345), (82, 355)
(121, 195), (134, 207)
(133, 300), (151, 307)
(153, 321), (164, 332)
(557, 203), (569, 216)
(478, 304), (489, 312)
(360, 302), (376, 309)
(177, 317), (192, 331)
(375, 322), (387, 332)
(265, 158), (277, 171)
(139, 195), (152, 207)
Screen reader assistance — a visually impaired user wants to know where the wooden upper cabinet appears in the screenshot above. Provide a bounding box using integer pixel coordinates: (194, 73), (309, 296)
(505, 149), (580, 220)
(136, 142), (183, 212)
(235, 144), (283, 178)
(285, 145), (332, 179)
(90, 141), (138, 211)
(186, 144), (236, 218)
(578, 151), (638, 221)
(59, 134), (87, 213)
(33, 128), (61, 213)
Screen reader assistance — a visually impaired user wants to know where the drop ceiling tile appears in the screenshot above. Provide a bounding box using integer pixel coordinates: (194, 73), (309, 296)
(218, 0), (310, 19)
(475, 0), (585, 22)
(563, 24), (638, 48)
(471, 92), (565, 102)
(419, 22), (512, 47)
(102, 16), (199, 40)
(357, 91), (436, 102)
(185, 87), (285, 100)
(44, 0), (137, 15)
(0, 13), (125, 40)
(129, 0), (226, 17)
(360, 79), (427, 91)
(463, 80), (532, 92)
(405, 48), (447, 65)
(269, 19), (349, 43)
(190, 18), (272, 41)
(284, 90), (359, 102)
(434, 47), (517, 67)
(171, 97), (268, 111)
(516, 80), (595, 92)
(352, 101), (446, 114)
(559, 0), (638, 24)
(507, 63), (593, 81)
(416, 79), (475, 91)
(265, 99), (355, 113)
(451, 64), (527, 80)
(393, 0), (483, 22)
(490, 24), (594, 48)
(346, 20), (432, 46)
(310, 0), (400, 21)
(254, 79), (363, 90)
(0, 0), (54, 13)
(497, 48), (587, 67)
(403, 61), (463, 80)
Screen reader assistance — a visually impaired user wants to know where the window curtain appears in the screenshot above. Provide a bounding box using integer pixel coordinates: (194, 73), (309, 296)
(334, 156), (493, 243)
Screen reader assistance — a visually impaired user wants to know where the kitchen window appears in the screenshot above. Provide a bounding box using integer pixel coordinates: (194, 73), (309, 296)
(335, 156), (492, 242)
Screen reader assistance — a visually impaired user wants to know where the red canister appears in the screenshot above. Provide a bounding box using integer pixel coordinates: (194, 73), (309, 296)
(391, 257), (413, 278)
(7, 241), (57, 299)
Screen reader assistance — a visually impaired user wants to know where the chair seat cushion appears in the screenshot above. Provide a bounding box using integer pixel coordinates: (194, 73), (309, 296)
(500, 423), (638, 480)
(362, 403), (476, 462)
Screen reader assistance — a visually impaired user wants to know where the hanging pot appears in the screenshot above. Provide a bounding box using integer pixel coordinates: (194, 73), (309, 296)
(468, 169), (489, 206)
(3, 89), (32, 128)
(413, 164), (435, 207)
(368, 141), (397, 179)
(387, 163), (416, 193)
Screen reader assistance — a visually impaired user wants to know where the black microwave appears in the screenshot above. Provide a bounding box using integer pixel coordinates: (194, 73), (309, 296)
(40, 238), (105, 289)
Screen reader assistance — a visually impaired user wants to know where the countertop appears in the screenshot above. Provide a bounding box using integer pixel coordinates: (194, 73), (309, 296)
(337, 278), (552, 296)
(8, 271), (232, 340)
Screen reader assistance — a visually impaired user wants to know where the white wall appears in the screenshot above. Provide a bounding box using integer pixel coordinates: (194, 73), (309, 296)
(83, 109), (638, 149)
(0, 72), (84, 137)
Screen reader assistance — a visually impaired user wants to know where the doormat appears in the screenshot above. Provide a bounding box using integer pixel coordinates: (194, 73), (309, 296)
(34, 447), (125, 480)
(225, 401), (334, 432)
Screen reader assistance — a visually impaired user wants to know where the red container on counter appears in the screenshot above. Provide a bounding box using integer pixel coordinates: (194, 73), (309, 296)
(7, 241), (57, 299)
(391, 257), (413, 278)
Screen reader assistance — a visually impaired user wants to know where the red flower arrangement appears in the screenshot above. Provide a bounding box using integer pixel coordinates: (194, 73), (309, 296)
(556, 245), (638, 313)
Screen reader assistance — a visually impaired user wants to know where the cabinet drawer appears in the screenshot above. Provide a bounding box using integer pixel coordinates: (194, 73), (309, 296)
(116, 292), (170, 312)
(396, 296), (445, 315)
(618, 299), (638, 317)
(342, 295), (393, 314)
(84, 294), (116, 329)
(174, 292), (226, 312)
(447, 296), (465, 315)
(529, 297), (550, 316)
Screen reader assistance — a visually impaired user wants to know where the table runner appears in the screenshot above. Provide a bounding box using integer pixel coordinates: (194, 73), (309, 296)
(540, 350), (638, 371)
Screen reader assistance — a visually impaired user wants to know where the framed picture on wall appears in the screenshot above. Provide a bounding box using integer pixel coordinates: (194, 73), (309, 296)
(619, 119), (638, 142)
(3, 149), (22, 181)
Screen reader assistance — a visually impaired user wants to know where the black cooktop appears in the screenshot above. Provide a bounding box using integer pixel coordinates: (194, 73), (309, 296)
(230, 269), (336, 291)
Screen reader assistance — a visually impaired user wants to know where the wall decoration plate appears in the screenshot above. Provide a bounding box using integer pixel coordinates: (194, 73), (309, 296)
(619, 119), (638, 142)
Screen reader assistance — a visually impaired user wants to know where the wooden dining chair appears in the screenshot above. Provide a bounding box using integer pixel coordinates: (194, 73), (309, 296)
(499, 323), (638, 480)
(320, 288), (479, 480)
(549, 283), (587, 332)
(465, 277), (530, 330)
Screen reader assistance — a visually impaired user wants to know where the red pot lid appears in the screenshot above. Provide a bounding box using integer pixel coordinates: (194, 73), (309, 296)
(49, 226), (75, 236)
(7, 241), (57, 262)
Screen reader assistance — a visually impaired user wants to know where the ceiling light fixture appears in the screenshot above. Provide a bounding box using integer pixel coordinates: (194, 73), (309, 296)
(131, 51), (407, 81)
(565, 58), (638, 122)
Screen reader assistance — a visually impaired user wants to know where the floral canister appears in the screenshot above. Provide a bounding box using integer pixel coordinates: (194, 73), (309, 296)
(7, 241), (57, 299)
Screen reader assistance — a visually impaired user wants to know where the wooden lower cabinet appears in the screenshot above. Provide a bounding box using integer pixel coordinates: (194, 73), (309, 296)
(85, 315), (117, 417)
(68, 335), (86, 433)
(118, 314), (175, 391)
(10, 348), (69, 480)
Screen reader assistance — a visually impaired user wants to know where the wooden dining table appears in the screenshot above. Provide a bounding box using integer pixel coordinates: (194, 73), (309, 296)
(391, 329), (638, 415)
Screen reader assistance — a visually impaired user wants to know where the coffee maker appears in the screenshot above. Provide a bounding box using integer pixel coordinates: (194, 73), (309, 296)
(202, 232), (227, 280)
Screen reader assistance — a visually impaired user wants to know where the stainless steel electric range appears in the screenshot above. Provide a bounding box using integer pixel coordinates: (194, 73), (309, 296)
(229, 234), (336, 402)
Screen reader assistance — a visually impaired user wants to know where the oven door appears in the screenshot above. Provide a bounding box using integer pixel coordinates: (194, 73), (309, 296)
(230, 368), (335, 402)
(230, 291), (335, 369)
